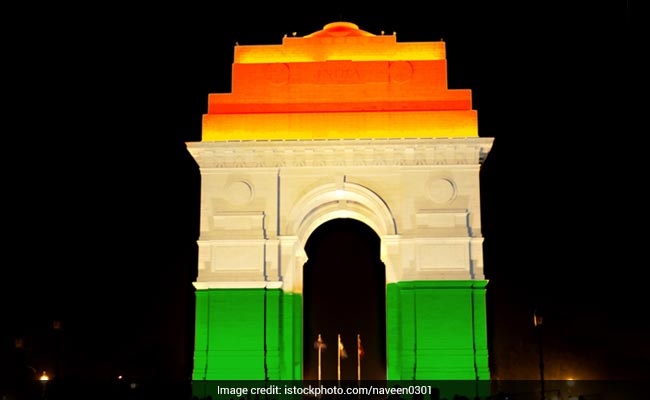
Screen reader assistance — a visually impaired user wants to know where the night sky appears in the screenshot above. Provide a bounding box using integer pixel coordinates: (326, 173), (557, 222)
(2, 1), (638, 394)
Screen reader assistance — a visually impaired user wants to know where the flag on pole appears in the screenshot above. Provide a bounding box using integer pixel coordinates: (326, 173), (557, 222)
(357, 334), (364, 359)
(314, 334), (327, 350)
(338, 335), (348, 359)
(315, 334), (326, 384)
(357, 334), (363, 383)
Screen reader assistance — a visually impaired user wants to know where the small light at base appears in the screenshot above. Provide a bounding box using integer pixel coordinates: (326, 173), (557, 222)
(566, 378), (575, 387)
(40, 371), (49, 381)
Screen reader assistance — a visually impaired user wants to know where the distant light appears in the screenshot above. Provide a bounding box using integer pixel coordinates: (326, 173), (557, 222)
(566, 378), (575, 386)
(40, 371), (49, 381)
(118, 375), (123, 380)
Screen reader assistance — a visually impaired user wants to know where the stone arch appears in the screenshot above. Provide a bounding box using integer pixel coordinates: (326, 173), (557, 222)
(288, 181), (397, 241)
(286, 181), (397, 293)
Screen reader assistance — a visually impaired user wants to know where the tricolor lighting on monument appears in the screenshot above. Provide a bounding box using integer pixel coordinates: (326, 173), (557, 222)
(187, 21), (493, 383)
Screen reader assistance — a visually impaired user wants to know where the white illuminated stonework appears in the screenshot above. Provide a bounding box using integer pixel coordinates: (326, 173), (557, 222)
(188, 136), (493, 292)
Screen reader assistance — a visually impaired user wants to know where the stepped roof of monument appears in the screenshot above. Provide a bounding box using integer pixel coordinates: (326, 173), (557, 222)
(201, 20), (477, 141)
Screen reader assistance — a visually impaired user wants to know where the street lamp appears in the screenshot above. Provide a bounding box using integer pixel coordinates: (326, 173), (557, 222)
(39, 371), (49, 399)
(533, 309), (544, 400)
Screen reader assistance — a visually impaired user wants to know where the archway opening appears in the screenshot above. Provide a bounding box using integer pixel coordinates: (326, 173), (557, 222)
(302, 218), (386, 381)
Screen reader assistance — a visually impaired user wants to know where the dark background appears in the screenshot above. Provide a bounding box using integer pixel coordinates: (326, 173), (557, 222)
(2, 1), (637, 394)
(303, 219), (387, 382)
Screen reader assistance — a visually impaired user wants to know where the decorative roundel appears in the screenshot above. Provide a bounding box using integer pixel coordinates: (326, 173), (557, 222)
(389, 61), (413, 83)
(225, 180), (254, 204)
(266, 63), (290, 85)
(428, 178), (456, 203)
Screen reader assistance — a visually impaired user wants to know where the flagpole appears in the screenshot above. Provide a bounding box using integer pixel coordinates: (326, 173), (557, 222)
(357, 334), (361, 384)
(318, 334), (322, 385)
(337, 334), (341, 385)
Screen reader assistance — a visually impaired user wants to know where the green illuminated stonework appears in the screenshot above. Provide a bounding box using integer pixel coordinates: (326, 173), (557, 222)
(193, 280), (489, 383)
(386, 280), (490, 380)
(192, 288), (302, 380)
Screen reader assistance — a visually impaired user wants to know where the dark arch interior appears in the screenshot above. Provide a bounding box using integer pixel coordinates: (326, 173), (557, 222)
(303, 218), (386, 381)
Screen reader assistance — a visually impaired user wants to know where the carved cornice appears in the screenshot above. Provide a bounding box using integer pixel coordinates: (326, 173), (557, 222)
(187, 137), (493, 169)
